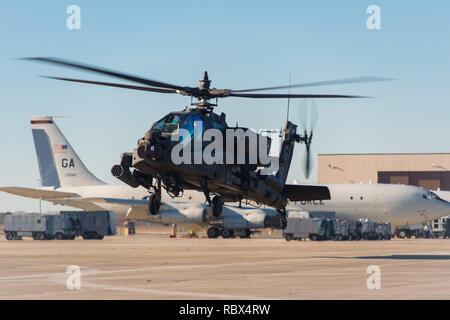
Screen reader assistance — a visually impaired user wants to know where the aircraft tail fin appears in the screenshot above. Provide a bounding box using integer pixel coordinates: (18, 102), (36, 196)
(276, 121), (298, 184)
(30, 116), (105, 187)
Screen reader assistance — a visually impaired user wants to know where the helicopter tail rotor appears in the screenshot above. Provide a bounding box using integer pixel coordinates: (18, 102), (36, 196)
(298, 100), (319, 179)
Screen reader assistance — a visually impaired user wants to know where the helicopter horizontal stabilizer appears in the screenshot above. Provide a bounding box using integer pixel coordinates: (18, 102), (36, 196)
(283, 185), (331, 202)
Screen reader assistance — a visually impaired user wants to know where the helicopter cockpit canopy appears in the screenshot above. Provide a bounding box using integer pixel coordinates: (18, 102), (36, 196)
(151, 114), (183, 133)
(151, 113), (204, 137)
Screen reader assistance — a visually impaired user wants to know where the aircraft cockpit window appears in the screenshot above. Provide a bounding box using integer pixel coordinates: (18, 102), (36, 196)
(180, 116), (194, 135)
(151, 114), (185, 133)
(192, 115), (204, 139)
(175, 114), (204, 138)
(423, 192), (441, 200)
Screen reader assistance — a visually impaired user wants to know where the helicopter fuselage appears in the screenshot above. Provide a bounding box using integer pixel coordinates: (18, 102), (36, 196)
(114, 108), (288, 210)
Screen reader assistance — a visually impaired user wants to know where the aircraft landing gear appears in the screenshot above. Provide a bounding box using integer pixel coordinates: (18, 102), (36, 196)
(212, 195), (224, 217)
(278, 208), (287, 229)
(148, 178), (162, 215)
(199, 178), (224, 217)
(148, 194), (161, 215)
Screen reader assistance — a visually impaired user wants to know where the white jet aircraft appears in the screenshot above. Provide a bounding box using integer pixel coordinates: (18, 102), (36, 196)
(288, 183), (450, 228)
(435, 190), (450, 202)
(0, 116), (278, 237)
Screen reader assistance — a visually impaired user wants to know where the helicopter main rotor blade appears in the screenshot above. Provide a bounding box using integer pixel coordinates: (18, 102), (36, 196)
(42, 76), (178, 93)
(231, 76), (392, 93)
(22, 57), (186, 91)
(228, 93), (367, 99)
(310, 100), (319, 132)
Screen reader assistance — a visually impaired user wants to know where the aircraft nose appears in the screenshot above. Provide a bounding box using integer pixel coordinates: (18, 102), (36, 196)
(433, 199), (450, 219)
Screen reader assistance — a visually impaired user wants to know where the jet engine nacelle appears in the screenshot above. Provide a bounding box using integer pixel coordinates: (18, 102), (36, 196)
(222, 209), (267, 230)
(223, 214), (265, 230)
(160, 204), (208, 224)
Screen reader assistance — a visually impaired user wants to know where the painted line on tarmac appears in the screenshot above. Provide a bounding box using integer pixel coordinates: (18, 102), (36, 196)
(76, 280), (278, 300)
(0, 257), (336, 282)
(2, 252), (449, 283)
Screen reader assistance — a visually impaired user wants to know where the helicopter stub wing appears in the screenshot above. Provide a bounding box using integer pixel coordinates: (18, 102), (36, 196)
(283, 184), (331, 202)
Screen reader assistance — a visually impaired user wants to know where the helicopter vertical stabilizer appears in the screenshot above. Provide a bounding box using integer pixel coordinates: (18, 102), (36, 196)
(276, 121), (299, 184)
(30, 116), (105, 187)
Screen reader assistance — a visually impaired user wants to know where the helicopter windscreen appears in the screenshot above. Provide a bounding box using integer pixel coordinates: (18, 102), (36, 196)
(151, 114), (185, 133)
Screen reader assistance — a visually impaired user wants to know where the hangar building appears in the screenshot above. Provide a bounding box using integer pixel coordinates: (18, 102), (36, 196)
(318, 153), (450, 191)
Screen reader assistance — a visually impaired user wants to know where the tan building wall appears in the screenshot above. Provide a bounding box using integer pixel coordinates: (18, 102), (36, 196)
(318, 153), (450, 190)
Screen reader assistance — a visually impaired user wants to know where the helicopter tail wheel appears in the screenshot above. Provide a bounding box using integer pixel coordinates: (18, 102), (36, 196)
(211, 196), (224, 217)
(148, 194), (161, 215)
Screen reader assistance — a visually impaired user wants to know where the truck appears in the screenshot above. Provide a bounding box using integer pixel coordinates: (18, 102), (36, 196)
(430, 215), (450, 238)
(74, 211), (116, 239)
(283, 217), (334, 241)
(347, 220), (362, 240)
(360, 219), (377, 240)
(332, 220), (351, 240)
(4, 211), (116, 240)
(395, 222), (432, 239)
(4, 213), (75, 240)
(375, 222), (392, 240)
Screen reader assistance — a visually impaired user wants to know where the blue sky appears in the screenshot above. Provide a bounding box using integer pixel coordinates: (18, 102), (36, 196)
(1, 1), (449, 212)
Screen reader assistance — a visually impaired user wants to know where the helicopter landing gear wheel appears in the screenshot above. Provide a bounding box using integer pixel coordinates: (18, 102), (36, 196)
(148, 194), (161, 215)
(211, 196), (224, 217)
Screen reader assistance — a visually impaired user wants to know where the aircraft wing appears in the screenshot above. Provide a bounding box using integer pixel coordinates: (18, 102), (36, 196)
(0, 186), (79, 200)
(283, 185), (331, 201)
(57, 197), (148, 207)
(39, 197), (147, 211)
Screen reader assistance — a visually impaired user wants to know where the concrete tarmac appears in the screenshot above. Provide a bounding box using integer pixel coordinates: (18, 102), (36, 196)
(0, 234), (449, 300)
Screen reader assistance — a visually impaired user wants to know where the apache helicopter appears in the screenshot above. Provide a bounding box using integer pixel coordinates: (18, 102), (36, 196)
(23, 57), (387, 227)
